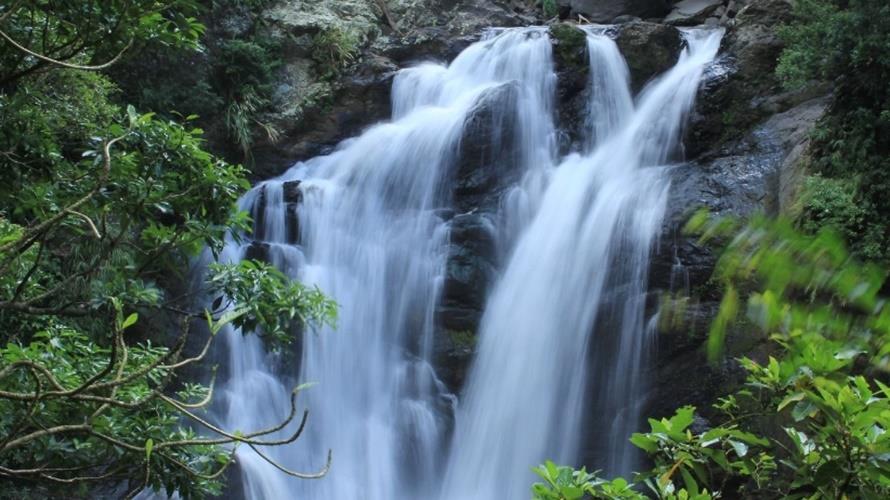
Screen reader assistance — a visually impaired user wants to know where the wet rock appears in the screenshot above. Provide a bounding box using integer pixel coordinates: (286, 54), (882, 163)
(244, 241), (271, 263)
(454, 82), (522, 211)
(684, 0), (795, 159)
(550, 23), (590, 153)
(440, 213), (497, 332)
(282, 180), (303, 204)
(285, 204), (301, 245)
(645, 97), (827, 421)
(568, 0), (670, 23)
(436, 212), (497, 392)
(612, 15), (642, 24)
(614, 22), (683, 92)
(433, 328), (476, 392)
(664, 0), (725, 26)
(249, 185), (268, 240)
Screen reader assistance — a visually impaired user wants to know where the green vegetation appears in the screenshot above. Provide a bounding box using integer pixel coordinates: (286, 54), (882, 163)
(533, 213), (890, 499)
(108, 0), (283, 162)
(542, 0), (559, 19)
(0, 2), (335, 497)
(777, 0), (890, 263)
(312, 27), (361, 78)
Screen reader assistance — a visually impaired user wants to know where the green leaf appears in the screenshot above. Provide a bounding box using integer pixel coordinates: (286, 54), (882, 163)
(778, 391), (806, 411)
(631, 433), (658, 453)
(792, 399), (818, 422)
(121, 313), (139, 330)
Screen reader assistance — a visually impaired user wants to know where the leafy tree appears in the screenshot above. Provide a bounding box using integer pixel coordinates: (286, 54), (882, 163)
(0, 1), (204, 87)
(0, 2), (336, 497)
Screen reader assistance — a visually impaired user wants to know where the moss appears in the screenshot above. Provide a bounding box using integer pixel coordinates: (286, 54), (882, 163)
(549, 23), (587, 69)
(447, 329), (476, 349)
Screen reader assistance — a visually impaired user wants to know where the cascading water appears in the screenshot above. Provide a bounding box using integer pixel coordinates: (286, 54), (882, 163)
(439, 27), (724, 499)
(209, 28), (556, 499)
(203, 21), (723, 500)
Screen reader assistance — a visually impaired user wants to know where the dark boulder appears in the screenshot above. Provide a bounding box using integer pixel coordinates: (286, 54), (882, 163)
(435, 212), (498, 391)
(614, 22), (683, 93)
(664, 0), (725, 26)
(568, 0), (670, 23)
(454, 81), (522, 212)
(244, 241), (271, 263)
(439, 213), (497, 332)
(684, 0), (795, 158)
(282, 180), (303, 204)
(550, 23), (590, 153)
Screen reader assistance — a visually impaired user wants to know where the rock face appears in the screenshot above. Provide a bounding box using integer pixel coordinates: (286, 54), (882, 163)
(645, 96), (827, 420)
(551, 22), (591, 153)
(454, 82), (522, 211)
(434, 79), (524, 390)
(614, 22), (683, 92)
(248, 0), (540, 179)
(685, 0), (795, 158)
(664, 0), (726, 26)
(567, 0), (670, 23)
(638, 1), (826, 424)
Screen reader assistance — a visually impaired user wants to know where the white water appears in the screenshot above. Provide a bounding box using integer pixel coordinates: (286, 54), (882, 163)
(439, 27), (723, 498)
(206, 24), (723, 500)
(209, 28), (556, 500)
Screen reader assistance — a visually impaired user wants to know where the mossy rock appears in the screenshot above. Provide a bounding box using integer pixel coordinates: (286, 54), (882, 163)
(550, 22), (587, 69)
(614, 21), (683, 93)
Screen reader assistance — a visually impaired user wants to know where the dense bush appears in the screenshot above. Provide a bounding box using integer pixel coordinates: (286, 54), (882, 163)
(778, 0), (890, 263)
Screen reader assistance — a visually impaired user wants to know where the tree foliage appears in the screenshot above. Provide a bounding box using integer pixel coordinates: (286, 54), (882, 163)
(0, 2), (336, 497)
(777, 0), (890, 263)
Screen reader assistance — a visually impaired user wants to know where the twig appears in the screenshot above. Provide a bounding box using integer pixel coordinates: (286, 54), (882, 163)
(0, 27), (133, 71)
(69, 210), (102, 239)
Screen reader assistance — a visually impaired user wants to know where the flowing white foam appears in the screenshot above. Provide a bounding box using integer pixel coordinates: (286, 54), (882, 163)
(209, 27), (557, 500)
(439, 28), (724, 499)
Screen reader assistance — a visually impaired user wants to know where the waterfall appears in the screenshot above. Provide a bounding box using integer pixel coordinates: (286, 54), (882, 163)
(439, 27), (724, 499)
(205, 22), (723, 500)
(209, 28), (556, 499)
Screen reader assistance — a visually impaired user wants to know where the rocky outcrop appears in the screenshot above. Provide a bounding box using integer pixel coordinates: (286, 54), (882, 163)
(249, 0), (541, 179)
(614, 22), (683, 92)
(440, 214), (498, 332)
(664, 0), (725, 26)
(685, 0), (795, 158)
(434, 76), (531, 390)
(645, 95), (828, 419)
(454, 82), (522, 211)
(561, 0), (670, 23)
(551, 23), (591, 153)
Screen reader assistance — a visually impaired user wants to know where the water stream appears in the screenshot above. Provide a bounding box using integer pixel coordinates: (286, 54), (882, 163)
(208, 25), (723, 500)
